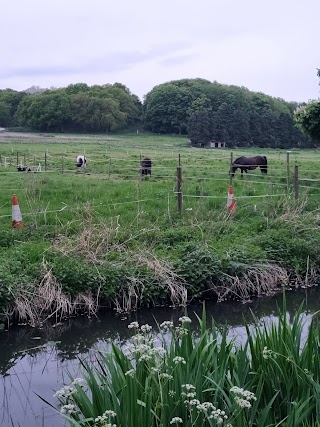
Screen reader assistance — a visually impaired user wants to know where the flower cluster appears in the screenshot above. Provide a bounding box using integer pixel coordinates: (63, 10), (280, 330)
(230, 386), (257, 408)
(160, 320), (174, 331)
(262, 346), (273, 359)
(173, 356), (186, 365)
(95, 410), (117, 427)
(127, 321), (139, 329)
(54, 385), (75, 400)
(60, 404), (75, 415)
(179, 316), (192, 324)
(181, 384), (197, 399)
(170, 417), (183, 424)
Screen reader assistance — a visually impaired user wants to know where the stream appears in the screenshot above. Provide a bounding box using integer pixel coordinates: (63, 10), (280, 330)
(0, 288), (319, 427)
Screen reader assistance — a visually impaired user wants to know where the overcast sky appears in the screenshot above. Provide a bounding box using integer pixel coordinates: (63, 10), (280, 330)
(1, 0), (319, 102)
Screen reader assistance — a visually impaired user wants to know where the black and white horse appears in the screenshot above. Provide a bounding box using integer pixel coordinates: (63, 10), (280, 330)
(76, 155), (87, 171)
(230, 155), (268, 177)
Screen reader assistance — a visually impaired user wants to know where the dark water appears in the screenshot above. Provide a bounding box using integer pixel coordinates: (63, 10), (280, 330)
(0, 288), (319, 427)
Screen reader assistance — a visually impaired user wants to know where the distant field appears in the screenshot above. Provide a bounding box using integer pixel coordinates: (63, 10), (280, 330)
(0, 131), (319, 228)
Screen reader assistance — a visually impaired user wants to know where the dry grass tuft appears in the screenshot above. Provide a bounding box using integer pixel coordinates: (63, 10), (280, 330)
(134, 251), (188, 307)
(210, 263), (288, 303)
(52, 204), (122, 263)
(10, 261), (98, 327)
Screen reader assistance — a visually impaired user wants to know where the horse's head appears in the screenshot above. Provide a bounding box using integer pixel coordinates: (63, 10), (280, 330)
(229, 164), (237, 177)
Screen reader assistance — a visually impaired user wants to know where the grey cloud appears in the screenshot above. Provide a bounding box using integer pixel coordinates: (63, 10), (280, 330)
(0, 42), (190, 79)
(159, 54), (198, 67)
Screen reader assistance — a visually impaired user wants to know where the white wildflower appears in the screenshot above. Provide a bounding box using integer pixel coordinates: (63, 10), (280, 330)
(169, 390), (176, 397)
(175, 327), (189, 337)
(140, 324), (152, 333)
(173, 356), (186, 365)
(230, 386), (256, 401)
(125, 369), (135, 377)
(179, 316), (192, 324)
(234, 396), (252, 408)
(160, 321), (174, 331)
(61, 404), (76, 415)
(54, 385), (74, 399)
(72, 378), (85, 386)
(139, 353), (153, 362)
(170, 417), (183, 424)
(186, 399), (201, 407)
(196, 402), (215, 412)
(262, 346), (272, 359)
(181, 384), (196, 391)
(159, 373), (173, 380)
(128, 321), (139, 329)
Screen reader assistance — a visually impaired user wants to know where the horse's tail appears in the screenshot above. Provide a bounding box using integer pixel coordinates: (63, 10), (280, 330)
(263, 156), (267, 164)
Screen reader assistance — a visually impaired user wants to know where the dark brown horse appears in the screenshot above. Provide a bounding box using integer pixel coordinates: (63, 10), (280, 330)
(230, 155), (268, 177)
(140, 157), (152, 177)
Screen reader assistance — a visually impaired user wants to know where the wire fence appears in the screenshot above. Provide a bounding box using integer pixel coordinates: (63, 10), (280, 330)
(1, 149), (320, 221)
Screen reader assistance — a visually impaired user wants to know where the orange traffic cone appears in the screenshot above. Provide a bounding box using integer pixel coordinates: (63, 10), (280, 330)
(227, 185), (236, 214)
(12, 194), (24, 229)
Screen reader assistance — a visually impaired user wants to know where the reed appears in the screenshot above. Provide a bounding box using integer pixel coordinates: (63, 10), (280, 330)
(52, 296), (320, 426)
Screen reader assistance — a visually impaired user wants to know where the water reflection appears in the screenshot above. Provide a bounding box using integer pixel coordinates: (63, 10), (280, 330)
(0, 288), (319, 427)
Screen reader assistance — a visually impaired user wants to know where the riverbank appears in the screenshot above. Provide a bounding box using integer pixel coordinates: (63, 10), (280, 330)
(1, 133), (320, 326)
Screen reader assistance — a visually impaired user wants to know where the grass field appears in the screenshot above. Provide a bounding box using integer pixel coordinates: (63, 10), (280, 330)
(0, 131), (320, 323)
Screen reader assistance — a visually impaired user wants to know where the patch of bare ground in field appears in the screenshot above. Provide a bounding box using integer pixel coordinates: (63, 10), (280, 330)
(0, 132), (120, 143)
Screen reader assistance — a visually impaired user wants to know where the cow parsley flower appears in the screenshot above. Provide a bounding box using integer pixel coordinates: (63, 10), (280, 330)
(170, 417), (183, 424)
(179, 316), (192, 324)
(128, 321), (139, 329)
(173, 356), (186, 364)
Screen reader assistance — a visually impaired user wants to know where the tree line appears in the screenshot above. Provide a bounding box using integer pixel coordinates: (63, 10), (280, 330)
(0, 83), (142, 133)
(0, 78), (317, 148)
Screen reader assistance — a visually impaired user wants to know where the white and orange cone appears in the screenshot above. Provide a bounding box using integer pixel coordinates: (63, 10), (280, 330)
(227, 185), (236, 214)
(12, 194), (24, 229)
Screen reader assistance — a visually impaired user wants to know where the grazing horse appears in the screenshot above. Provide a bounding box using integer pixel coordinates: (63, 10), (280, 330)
(230, 155), (268, 177)
(140, 157), (152, 177)
(76, 155), (87, 171)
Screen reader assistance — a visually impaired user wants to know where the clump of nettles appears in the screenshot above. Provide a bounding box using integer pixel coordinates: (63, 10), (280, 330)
(54, 316), (256, 427)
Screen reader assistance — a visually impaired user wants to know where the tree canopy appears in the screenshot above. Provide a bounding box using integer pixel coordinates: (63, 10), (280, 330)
(293, 69), (320, 142)
(14, 83), (142, 132)
(143, 79), (311, 148)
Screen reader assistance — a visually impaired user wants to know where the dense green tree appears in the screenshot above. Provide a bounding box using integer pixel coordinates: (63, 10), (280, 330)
(16, 83), (142, 133)
(70, 94), (126, 132)
(187, 110), (214, 147)
(293, 69), (320, 142)
(17, 91), (71, 131)
(0, 89), (27, 126)
(294, 101), (320, 142)
(144, 79), (311, 148)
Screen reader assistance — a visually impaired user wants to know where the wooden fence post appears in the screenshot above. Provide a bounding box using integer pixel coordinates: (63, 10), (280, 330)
(229, 151), (233, 186)
(287, 151), (290, 193)
(16, 152), (19, 167)
(294, 164), (299, 202)
(44, 152), (47, 171)
(108, 158), (112, 180)
(177, 154), (182, 214)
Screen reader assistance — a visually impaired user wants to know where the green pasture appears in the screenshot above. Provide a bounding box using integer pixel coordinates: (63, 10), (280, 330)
(1, 131), (320, 320)
(0, 132), (320, 227)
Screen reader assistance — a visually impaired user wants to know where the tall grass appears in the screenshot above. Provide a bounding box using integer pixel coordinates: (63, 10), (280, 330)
(52, 296), (320, 426)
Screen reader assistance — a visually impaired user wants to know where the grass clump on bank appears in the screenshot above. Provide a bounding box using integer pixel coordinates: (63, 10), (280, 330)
(52, 299), (320, 426)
